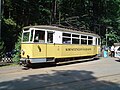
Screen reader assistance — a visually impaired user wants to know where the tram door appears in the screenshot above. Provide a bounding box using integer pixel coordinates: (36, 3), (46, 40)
(46, 31), (62, 58)
(46, 31), (55, 58)
(33, 30), (47, 58)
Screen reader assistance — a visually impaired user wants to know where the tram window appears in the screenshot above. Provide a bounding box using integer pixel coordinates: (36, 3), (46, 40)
(23, 32), (29, 42)
(63, 38), (71, 44)
(30, 30), (34, 41)
(96, 38), (98, 45)
(72, 39), (79, 44)
(72, 34), (79, 38)
(34, 30), (45, 43)
(81, 35), (87, 39)
(88, 36), (93, 39)
(98, 38), (101, 45)
(63, 33), (71, 37)
(88, 36), (93, 45)
(81, 39), (87, 44)
(88, 40), (93, 45)
(47, 32), (53, 43)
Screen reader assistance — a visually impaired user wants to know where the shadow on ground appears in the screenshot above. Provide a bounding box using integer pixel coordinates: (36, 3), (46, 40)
(0, 69), (120, 90)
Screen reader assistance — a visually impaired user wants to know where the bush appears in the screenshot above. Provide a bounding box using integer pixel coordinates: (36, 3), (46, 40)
(12, 34), (21, 63)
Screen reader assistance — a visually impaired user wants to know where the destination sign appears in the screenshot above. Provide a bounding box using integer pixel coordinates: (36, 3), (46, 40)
(66, 48), (91, 51)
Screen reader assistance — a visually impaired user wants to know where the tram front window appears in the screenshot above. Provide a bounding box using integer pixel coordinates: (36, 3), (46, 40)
(34, 30), (45, 43)
(23, 32), (30, 42)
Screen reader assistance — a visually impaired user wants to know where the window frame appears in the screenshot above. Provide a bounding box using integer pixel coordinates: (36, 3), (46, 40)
(81, 35), (88, 45)
(47, 31), (54, 43)
(62, 32), (71, 44)
(72, 34), (80, 44)
(22, 28), (31, 43)
(88, 36), (93, 45)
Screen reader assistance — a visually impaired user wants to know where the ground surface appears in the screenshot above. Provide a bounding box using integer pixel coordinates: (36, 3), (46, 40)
(0, 57), (120, 90)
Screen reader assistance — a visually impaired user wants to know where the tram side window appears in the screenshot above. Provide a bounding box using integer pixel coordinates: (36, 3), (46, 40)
(62, 33), (71, 44)
(88, 36), (93, 45)
(34, 30), (45, 43)
(96, 38), (98, 45)
(72, 34), (79, 44)
(30, 30), (34, 41)
(47, 32), (53, 43)
(63, 33), (71, 37)
(63, 38), (71, 44)
(81, 35), (87, 45)
(88, 40), (93, 45)
(81, 39), (87, 44)
(72, 38), (79, 44)
(98, 38), (101, 45)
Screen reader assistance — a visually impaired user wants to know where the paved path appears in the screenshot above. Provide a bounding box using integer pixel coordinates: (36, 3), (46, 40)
(0, 57), (120, 90)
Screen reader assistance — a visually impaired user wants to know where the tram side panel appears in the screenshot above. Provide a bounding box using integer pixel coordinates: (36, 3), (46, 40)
(21, 43), (99, 64)
(46, 44), (62, 58)
(61, 45), (97, 58)
(21, 43), (47, 63)
(46, 44), (97, 59)
(32, 44), (47, 58)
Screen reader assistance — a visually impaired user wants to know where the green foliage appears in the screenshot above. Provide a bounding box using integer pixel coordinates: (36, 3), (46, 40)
(12, 34), (21, 63)
(2, 18), (19, 52)
(4, 18), (16, 26)
(2, 0), (120, 55)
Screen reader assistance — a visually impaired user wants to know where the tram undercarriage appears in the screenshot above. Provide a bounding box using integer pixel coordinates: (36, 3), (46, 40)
(20, 54), (98, 67)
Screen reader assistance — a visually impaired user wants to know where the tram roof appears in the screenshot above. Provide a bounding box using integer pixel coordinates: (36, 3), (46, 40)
(23, 25), (100, 37)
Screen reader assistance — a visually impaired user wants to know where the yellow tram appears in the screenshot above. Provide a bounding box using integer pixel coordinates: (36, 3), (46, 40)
(20, 25), (101, 66)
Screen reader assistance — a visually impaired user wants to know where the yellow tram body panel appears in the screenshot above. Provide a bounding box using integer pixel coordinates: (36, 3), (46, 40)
(21, 43), (100, 59)
(21, 43), (47, 58)
(61, 45), (97, 58)
(32, 44), (47, 58)
(21, 43), (33, 58)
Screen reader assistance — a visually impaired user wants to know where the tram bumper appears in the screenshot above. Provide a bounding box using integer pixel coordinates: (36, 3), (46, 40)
(20, 58), (55, 65)
(20, 58), (31, 66)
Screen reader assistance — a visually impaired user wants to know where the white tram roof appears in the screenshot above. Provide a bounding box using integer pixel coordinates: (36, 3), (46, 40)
(23, 25), (100, 38)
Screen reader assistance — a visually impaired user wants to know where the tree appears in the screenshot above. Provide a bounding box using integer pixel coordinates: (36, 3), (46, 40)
(0, 39), (5, 60)
(2, 18), (19, 52)
(2, 0), (120, 59)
